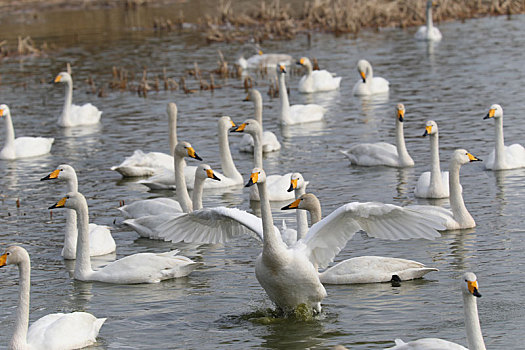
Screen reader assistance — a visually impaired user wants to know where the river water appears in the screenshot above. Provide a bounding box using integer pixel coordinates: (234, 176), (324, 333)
(1, 6), (524, 349)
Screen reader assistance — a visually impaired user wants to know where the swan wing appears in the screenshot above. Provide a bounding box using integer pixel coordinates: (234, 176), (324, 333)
(119, 197), (183, 219)
(296, 202), (444, 269)
(341, 143), (398, 166)
(88, 223), (116, 256)
(385, 337), (468, 349)
(70, 103), (102, 125)
(289, 104), (325, 123)
(111, 150), (174, 177)
(13, 137), (54, 158)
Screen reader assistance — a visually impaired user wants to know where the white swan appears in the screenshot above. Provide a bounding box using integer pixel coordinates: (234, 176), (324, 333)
(41, 164), (116, 259)
(0, 104), (54, 160)
(239, 89), (281, 153)
(483, 104), (525, 170)
(414, 0), (442, 42)
(282, 193), (438, 284)
(231, 119), (295, 201)
(157, 168), (444, 312)
(415, 120), (450, 198)
(386, 272), (485, 350)
(277, 64), (325, 125)
(237, 46), (292, 70)
(123, 163), (221, 239)
(280, 172), (309, 245)
(138, 116), (243, 190)
(54, 72), (102, 127)
(341, 103), (414, 167)
(1, 246), (106, 349)
(409, 149), (481, 230)
(352, 59), (389, 96)
(49, 191), (199, 283)
(296, 57), (341, 93)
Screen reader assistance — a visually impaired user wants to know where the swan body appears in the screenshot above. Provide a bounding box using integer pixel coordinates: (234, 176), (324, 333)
(277, 64), (325, 126)
(415, 120), (450, 198)
(386, 272), (485, 350)
(0, 105), (54, 160)
(40, 164), (116, 259)
(409, 150), (481, 230)
(237, 49), (292, 70)
(119, 197), (182, 219)
(139, 116), (243, 190)
(1, 246), (106, 350)
(54, 72), (101, 127)
(414, 0), (442, 42)
(352, 59), (389, 96)
(231, 119), (295, 201)
(296, 57), (341, 93)
(342, 104), (414, 167)
(49, 191), (199, 283)
(239, 89), (281, 153)
(483, 104), (525, 170)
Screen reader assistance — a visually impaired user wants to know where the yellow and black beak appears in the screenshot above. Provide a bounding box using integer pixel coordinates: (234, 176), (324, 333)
(187, 147), (202, 161)
(41, 169), (61, 181)
(281, 198), (301, 210)
(206, 169), (221, 181)
(397, 109), (405, 122)
(49, 197), (67, 210)
(0, 252), (7, 268)
(245, 172), (259, 187)
(230, 123), (247, 133)
(54, 75), (62, 83)
(279, 64), (286, 74)
(423, 125), (432, 137)
(0, 109), (4, 117)
(360, 71), (366, 83)
(467, 280), (482, 298)
(287, 178), (298, 192)
(467, 153), (482, 162)
(243, 92), (251, 102)
(296, 58), (306, 66)
(483, 108), (495, 120)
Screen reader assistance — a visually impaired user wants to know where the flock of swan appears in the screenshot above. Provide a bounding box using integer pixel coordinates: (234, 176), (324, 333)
(0, 1), (519, 349)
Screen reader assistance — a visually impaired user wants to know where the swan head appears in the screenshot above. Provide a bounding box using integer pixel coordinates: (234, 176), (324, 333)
(396, 103), (405, 122)
(49, 191), (86, 210)
(243, 88), (262, 104)
(483, 104), (503, 120)
(357, 59), (372, 82)
(174, 141), (202, 161)
(196, 164), (220, 182)
(296, 57), (311, 68)
(427, 0), (438, 9)
(54, 72), (72, 84)
(230, 119), (261, 136)
(0, 104), (10, 118)
(41, 164), (76, 182)
(287, 172), (306, 192)
(281, 193), (320, 211)
(167, 102), (178, 121)
(423, 120), (438, 136)
(276, 63), (287, 75)
(462, 272), (481, 298)
(0, 246), (29, 267)
(219, 116), (235, 132)
(452, 149), (482, 165)
(245, 167), (266, 187)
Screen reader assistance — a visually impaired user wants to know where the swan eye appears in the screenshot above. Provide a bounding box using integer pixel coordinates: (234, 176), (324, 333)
(6, 252), (10, 256)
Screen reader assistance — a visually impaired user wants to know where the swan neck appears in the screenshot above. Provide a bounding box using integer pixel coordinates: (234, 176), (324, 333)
(59, 79), (73, 126)
(175, 154), (192, 213)
(449, 161), (473, 226)
(308, 201), (322, 225)
(278, 73), (291, 124)
(251, 127), (264, 168)
(295, 186), (309, 239)
(463, 293), (486, 350)
(395, 119), (412, 165)
(168, 107), (177, 156)
(74, 197), (94, 279)
(63, 209), (79, 259)
(426, 3), (434, 29)
(429, 133), (442, 183)
(10, 258), (30, 350)
(192, 177), (205, 211)
(3, 110), (16, 144)
(258, 181), (282, 253)
(253, 94), (263, 127)
(219, 122), (242, 181)
(494, 117), (506, 168)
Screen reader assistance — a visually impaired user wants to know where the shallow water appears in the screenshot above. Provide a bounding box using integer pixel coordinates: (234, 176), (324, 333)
(1, 8), (525, 349)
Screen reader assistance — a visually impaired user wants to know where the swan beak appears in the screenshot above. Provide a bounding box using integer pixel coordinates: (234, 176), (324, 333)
(206, 169), (221, 181)
(0, 253), (7, 267)
(282, 198), (301, 210)
(423, 125), (432, 137)
(468, 280), (482, 298)
(245, 172), (259, 187)
(360, 71), (366, 83)
(258, 50), (263, 56)
(279, 64), (287, 74)
(288, 178), (298, 192)
(230, 123), (246, 133)
(243, 93), (251, 102)
(49, 197), (67, 209)
(187, 147), (202, 161)
(397, 109), (405, 122)
(41, 169), (61, 181)
(0, 109), (3, 117)
(296, 58), (305, 66)
(54, 75), (62, 83)
(467, 153), (482, 162)
(483, 108), (495, 120)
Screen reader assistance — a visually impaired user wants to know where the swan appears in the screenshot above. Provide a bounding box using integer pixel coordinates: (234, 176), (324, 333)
(409, 149), (481, 230)
(0, 104), (54, 160)
(123, 163), (221, 239)
(386, 272), (485, 350)
(54, 72), (102, 127)
(277, 64), (325, 126)
(239, 89), (281, 153)
(49, 191), (199, 283)
(282, 193), (438, 284)
(0, 246), (106, 349)
(280, 172), (309, 245)
(230, 119), (295, 201)
(352, 59), (389, 96)
(41, 164), (116, 259)
(237, 46), (292, 70)
(341, 103), (414, 167)
(111, 102), (195, 178)
(414, 0), (442, 42)
(414, 120), (450, 198)
(138, 116), (243, 190)
(157, 168), (444, 312)
(296, 57), (341, 93)
(483, 104), (525, 170)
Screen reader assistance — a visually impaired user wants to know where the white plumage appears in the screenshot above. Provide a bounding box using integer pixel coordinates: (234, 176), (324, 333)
(414, 0), (443, 42)
(352, 59), (389, 96)
(296, 57), (341, 93)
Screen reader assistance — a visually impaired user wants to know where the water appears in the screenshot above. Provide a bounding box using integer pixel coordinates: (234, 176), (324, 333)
(1, 7), (525, 349)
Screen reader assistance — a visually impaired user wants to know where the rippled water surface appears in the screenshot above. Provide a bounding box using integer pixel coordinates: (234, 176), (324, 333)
(1, 8), (525, 349)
